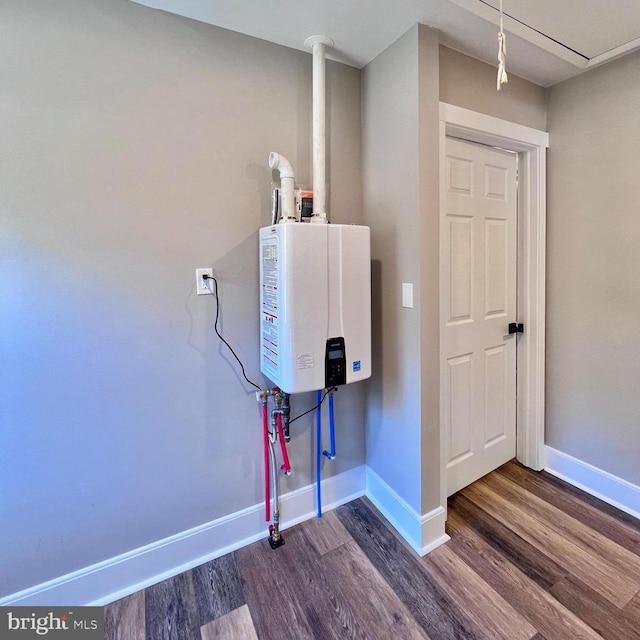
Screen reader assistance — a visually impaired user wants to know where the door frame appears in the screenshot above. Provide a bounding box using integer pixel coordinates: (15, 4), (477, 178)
(439, 103), (549, 504)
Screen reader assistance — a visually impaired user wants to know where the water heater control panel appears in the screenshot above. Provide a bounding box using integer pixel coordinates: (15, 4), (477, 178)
(325, 337), (346, 387)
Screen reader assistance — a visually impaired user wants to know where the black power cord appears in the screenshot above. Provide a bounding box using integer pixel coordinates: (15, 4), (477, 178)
(203, 274), (262, 392)
(203, 273), (336, 415)
(289, 388), (335, 424)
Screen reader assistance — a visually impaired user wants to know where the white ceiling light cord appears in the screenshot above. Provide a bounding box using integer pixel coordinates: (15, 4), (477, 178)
(497, 0), (508, 91)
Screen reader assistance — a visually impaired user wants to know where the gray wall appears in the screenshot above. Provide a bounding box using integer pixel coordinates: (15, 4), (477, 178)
(440, 45), (547, 131)
(0, 0), (364, 597)
(546, 50), (640, 486)
(362, 24), (441, 515)
(418, 29), (442, 514)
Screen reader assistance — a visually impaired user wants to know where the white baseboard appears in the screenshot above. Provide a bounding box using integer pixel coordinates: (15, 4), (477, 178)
(545, 446), (640, 520)
(0, 465), (366, 607)
(419, 508), (450, 556)
(365, 467), (449, 556)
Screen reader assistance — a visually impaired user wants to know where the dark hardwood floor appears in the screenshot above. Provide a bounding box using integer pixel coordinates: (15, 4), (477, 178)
(104, 462), (640, 639)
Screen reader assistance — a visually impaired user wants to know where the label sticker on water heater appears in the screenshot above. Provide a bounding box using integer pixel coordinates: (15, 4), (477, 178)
(261, 239), (279, 378)
(353, 360), (361, 372)
(296, 353), (314, 370)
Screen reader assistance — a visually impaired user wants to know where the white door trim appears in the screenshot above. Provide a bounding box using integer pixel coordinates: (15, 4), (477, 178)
(439, 103), (548, 506)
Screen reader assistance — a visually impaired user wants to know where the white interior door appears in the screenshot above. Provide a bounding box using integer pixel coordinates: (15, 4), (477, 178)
(443, 136), (518, 497)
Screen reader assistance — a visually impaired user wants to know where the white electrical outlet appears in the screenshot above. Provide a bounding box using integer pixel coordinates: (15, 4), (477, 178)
(196, 268), (214, 295)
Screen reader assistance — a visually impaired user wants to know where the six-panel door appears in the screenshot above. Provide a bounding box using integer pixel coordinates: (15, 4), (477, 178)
(443, 137), (518, 497)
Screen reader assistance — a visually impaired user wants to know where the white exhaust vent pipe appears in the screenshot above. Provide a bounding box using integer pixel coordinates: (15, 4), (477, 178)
(304, 35), (333, 224)
(269, 152), (296, 223)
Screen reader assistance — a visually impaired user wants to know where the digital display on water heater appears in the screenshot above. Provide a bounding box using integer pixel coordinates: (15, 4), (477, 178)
(325, 337), (346, 387)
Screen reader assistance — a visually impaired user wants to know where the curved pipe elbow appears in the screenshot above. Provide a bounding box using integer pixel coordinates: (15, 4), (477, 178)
(269, 152), (295, 180)
(269, 152), (296, 222)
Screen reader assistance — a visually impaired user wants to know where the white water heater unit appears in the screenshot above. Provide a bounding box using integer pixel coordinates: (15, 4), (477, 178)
(260, 222), (371, 394)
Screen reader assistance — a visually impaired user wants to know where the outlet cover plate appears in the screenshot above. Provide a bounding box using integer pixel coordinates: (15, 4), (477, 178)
(196, 268), (214, 295)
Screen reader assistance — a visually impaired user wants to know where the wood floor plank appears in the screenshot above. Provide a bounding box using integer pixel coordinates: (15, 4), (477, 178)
(144, 572), (200, 640)
(279, 529), (375, 640)
(448, 493), (568, 590)
(238, 527), (344, 640)
(200, 605), (258, 640)
(550, 577), (640, 640)
(237, 515), (428, 640)
(497, 463), (640, 556)
(622, 591), (640, 628)
(336, 499), (489, 640)
(462, 480), (638, 607)
(104, 591), (145, 640)
(322, 540), (430, 640)
(480, 472), (640, 584)
(424, 544), (537, 640)
(446, 509), (603, 640)
(191, 553), (245, 626)
(234, 533), (317, 640)
(299, 509), (352, 556)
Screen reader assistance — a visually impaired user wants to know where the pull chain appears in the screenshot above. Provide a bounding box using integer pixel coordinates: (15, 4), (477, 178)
(497, 0), (508, 91)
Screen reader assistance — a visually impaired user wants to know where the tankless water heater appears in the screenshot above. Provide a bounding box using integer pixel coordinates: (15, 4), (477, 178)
(260, 222), (371, 394)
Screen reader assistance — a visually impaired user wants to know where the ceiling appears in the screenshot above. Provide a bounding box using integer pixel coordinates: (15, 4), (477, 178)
(130, 0), (640, 87)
